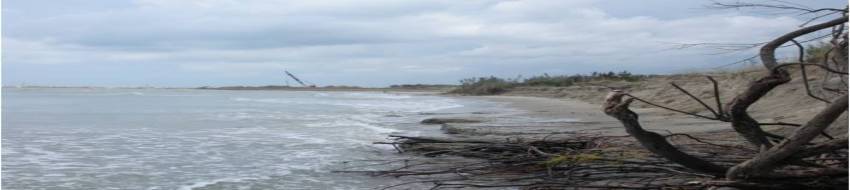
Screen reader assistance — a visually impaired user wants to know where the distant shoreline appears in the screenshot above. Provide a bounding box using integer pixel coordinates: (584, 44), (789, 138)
(200, 86), (451, 93)
(3, 85), (454, 93)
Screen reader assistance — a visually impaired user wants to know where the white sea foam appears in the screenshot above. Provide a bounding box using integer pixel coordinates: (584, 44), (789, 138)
(231, 97), (292, 104)
(348, 121), (399, 134)
(304, 118), (399, 134)
(231, 92), (462, 113)
(341, 92), (413, 99)
(3, 89), (484, 189)
(278, 133), (331, 145)
(537, 118), (581, 123)
(178, 177), (262, 190)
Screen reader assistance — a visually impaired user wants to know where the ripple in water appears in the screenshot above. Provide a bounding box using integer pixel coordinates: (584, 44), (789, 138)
(2, 89), (515, 189)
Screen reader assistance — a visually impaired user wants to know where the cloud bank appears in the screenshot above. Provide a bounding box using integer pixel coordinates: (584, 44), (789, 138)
(2, 0), (843, 87)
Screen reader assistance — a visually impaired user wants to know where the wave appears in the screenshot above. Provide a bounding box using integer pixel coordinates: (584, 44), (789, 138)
(304, 117), (399, 134)
(178, 176), (266, 190)
(230, 94), (463, 113)
(44, 91), (213, 97)
(340, 92), (413, 99)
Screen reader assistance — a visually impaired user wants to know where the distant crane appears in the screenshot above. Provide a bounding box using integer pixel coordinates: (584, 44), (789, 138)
(284, 70), (316, 88)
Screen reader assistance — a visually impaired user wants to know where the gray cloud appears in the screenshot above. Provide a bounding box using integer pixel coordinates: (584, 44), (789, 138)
(2, 0), (844, 87)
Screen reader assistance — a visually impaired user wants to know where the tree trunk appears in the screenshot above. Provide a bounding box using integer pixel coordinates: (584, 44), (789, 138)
(604, 91), (727, 175)
(726, 94), (848, 179)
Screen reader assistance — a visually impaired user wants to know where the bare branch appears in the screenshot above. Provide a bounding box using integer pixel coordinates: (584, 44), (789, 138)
(624, 94), (720, 120)
(793, 136), (848, 159)
(706, 76), (726, 118)
(709, 1), (847, 14)
(604, 91), (727, 175)
(670, 82), (723, 119)
(727, 94), (848, 179)
(773, 63), (849, 75)
(790, 39), (831, 103)
(761, 16), (848, 70)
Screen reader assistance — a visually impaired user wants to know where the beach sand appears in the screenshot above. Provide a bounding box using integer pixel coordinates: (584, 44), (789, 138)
(434, 95), (732, 139)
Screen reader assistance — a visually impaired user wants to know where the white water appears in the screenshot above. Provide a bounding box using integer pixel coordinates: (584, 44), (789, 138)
(2, 88), (515, 189)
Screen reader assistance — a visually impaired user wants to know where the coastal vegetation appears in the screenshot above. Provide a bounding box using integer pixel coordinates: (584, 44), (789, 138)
(450, 71), (654, 95)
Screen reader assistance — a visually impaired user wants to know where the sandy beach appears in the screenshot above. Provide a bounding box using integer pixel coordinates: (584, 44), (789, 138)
(431, 95), (732, 139)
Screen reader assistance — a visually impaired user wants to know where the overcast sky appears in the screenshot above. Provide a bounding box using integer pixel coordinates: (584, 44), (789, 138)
(2, 0), (846, 87)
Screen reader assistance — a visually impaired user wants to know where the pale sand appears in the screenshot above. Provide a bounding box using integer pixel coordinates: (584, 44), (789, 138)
(438, 95), (732, 138)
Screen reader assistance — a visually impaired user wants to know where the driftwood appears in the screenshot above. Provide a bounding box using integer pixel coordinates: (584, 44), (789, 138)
(601, 10), (849, 189)
(726, 94), (848, 179)
(335, 132), (749, 189)
(603, 91), (728, 175)
(727, 15), (849, 149)
(420, 118), (482, 125)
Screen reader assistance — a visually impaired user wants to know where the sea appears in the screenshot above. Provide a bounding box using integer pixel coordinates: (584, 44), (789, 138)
(1, 88), (518, 190)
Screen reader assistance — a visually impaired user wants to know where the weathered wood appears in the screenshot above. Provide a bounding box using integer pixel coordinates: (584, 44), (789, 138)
(793, 136), (848, 159)
(420, 118), (481, 125)
(725, 73), (789, 148)
(726, 15), (849, 149)
(603, 91), (727, 175)
(386, 135), (494, 144)
(759, 16), (848, 70)
(726, 94), (848, 179)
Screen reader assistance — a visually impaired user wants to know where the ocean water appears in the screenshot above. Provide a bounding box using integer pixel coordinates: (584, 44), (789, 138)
(2, 88), (514, 189)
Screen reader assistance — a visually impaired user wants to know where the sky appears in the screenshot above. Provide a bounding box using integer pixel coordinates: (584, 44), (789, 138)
(2, 0), (846, 87)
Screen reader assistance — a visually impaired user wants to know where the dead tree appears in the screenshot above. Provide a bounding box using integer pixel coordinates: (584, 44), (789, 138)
(604, 6), (849, 188)
(727, 15), (848, 149)
(603, 91), (728, 175)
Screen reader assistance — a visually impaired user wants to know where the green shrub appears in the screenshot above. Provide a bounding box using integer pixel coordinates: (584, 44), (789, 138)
(450, 76), (517, 95)
(805, 42), (834, 63)
(450, 71), (651, 95)
(524, 73), (577, 87)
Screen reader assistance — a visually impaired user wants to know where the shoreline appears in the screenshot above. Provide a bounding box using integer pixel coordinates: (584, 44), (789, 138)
(4, 86), (451, 94)
(430, 95), (732, 138)
(365, 93), (746, 189)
